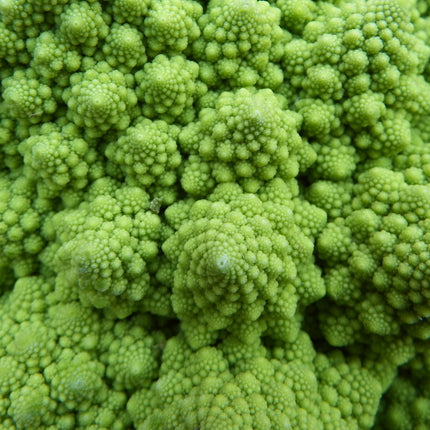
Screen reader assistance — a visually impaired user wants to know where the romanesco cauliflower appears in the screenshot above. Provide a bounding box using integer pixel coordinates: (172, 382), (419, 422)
(0, 0), (429, 429)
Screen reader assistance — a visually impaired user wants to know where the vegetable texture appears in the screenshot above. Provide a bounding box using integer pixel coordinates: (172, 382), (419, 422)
(0, 0), (429, 429)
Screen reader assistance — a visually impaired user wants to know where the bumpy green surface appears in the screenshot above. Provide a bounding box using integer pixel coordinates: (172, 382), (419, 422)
(0, 0), (429, 429)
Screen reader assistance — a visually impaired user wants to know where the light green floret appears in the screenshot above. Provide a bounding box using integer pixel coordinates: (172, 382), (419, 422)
(0, 0), (68, 38)
(2, 69), (57, 124)
(0, 176), (49, 278)
(376, 376), (430, 430)
(27, 31), (81, 84)
(44, 350), (107, 412)
(135, 55), (207, 124)
(179, 88), (305, 196)
(105, 118), (181, 205)
(373, 219), (430, 328)
(343, 91), (386, 129)
(374, 338), (430, 430)
(311, 30), (345, 65)
(144, 0), (202, 56)
(6, 319), (57, 373)
(0, 355), (27, 401)
(52, 182), (161, 317)
(352, 167), (406, 214)
(310, 136), (359, 181)
(6, 276), (53, 323)
(302, 64), (344, 101)
(46, 300), (101, 350)
(112, 0), (151, 26)
(193, 0), (285, 88)
(74, 391), (131, 430)
(0, 311), (17, 359)
(57, 1), (109, 56)
(128, 335), (295, 430)
(296, 98), (341, 138)
(104, 320), (163, 391)
(273, 0), (316, 34)
(162, 184), (315, 348)
(394, 134), (430, 185)
(58, 222), (152, 308)
(389, 74), (430, 115)
(0, 23), (26, 66)
(355, 111), (412, 158)
(257, 176), (300, 205)
(317, 218), (355, 264)
(315, 352), (382, 430)
(282, 38), (313, 85)
(102, 23), (146, 73)
(317, 167), (430, 340)
(280, 0), (430, 158)
(359, 335), (417, 392)
(307, 180), (353, 219)
(18, 122), (97, 199)
(292, 262), (326, 308)
(0, 0), (429, 426)
(8, 373), (57, 430)
(394, 184), (430, 221)
(290, 199), (326, 242)
(317, 303), (363, 347)
(63, 61), (137, 138)
(0, 117), (20, 174)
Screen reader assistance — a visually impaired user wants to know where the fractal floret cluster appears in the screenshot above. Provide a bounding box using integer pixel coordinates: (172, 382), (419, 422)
(0, 0), (429, 429)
